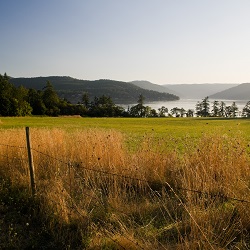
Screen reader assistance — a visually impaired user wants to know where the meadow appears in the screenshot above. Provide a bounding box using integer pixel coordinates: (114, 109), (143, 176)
(0, 117), (250, 249)
(1, 116), (250, 144)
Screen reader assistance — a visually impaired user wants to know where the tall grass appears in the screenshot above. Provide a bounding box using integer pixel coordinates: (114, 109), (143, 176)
(0, 128), (249, 249)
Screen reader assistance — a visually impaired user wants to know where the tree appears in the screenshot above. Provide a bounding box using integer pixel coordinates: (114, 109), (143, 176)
(0, 73), (15, 116)
(186, 109), (194, 117)
(224, 102), (238, 118)
(129, 94), (146, 117)
(195, 102), (202, 117)
(42, 81), (60, 116)
(230, 102), (238, 118)
(16, 100), (33, 116)
(158, 106), (168, 117)
(28, 89), (47, 115)
(144, 106), (152, 117)
(219, 101), (226, 117)
(129, 105), (142, 117)
(201, 96), (210, 117)
(149, 109), (158, 117)
(225, 106), (232, 118)
(137, 94), (145, 117)
(179, 108), (186, 117)
(81, 92), (90, 108)
(196, 97), (210, 117)
(0, 73), (32, 116)
(11, 85), (33, 116)
(211, 100), (220, 117)
(242, 101), (250, 117)
(170, 107), (180, 117)
(89, 95), (124, 117)
(0, 96), (12, 116)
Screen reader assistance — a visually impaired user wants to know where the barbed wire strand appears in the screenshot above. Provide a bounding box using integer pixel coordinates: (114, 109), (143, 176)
(61, 177), (134, 250)
(0, 153), (29, 164)
(70, 162), (250, 204)
(46, 167), (140, 250)
(32, 148), (67, 164)
(165, 182), (216, 250)
(1, 144), (249, 249)
(69, 163), (146, 250)
(1, 144), (250, 204)
(29, 148), (250, 204)
(0, 143), (26, 149)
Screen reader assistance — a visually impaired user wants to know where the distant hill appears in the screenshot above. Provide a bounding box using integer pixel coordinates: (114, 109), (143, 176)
(209, 83), (250, 100)
(10, 76), (179, 104)
(163, 84), (239, 99)
(131, 80), (179, 96)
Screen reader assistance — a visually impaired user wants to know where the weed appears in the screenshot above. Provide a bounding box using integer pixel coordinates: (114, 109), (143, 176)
(0, 127), (250, 249)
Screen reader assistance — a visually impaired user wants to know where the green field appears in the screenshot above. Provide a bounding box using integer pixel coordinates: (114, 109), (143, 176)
(1, 117), (250, 249)
(1, 117), (250, 146)
(1, 116), (250, 134)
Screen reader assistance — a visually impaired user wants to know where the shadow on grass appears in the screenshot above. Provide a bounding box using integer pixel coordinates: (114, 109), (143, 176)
(0, 177), (89, 249)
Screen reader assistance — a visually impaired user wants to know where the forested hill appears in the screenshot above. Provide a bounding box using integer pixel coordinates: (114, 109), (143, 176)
(163, 83), (239, 99)
(10, 76), (179, 104)
(131, 80), (178, 96)
(209, 83), (250, 100)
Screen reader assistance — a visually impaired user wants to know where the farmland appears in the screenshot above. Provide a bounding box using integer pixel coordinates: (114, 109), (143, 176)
(1, 116), (250, 137)
(1, 116), (250, 152)
(0, 117), (250, 249)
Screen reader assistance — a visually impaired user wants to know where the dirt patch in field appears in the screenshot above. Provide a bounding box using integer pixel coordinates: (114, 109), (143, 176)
(58, 115), (82, 118)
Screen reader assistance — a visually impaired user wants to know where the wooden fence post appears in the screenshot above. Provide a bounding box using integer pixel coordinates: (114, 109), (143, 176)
(25, 127), (36, 196)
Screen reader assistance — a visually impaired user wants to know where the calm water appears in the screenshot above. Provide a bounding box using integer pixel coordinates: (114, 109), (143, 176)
(145, 99), (248, 111)
(123, 99), (249, 112)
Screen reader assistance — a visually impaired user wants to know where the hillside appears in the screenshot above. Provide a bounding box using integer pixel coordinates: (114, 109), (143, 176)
(10, 77), (179, 104)
(209, 82), (250, 100)
(131, 80), (179, 96)
(164, 83), (238, 99)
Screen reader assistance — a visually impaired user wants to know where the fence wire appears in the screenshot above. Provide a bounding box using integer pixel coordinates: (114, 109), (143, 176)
(1, 142), (249, 204)
(1, 140), (250, 249)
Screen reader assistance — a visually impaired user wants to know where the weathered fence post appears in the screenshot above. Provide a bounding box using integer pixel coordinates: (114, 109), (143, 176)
(25, 127), (36, 196)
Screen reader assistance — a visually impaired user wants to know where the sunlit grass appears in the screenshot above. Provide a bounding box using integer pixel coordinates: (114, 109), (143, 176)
(0, 127), (250, 249)
(1, 117), (250, 152)
(1, 116), (250, 136)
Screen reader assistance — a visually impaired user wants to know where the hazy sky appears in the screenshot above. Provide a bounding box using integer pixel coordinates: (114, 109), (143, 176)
(1, 0), (250, 84)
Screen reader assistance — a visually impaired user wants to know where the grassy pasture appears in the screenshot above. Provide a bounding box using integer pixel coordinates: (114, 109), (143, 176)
(0, 117), (250, 249)
(1, 116), (250, 138)
(1, 116), (250, 152)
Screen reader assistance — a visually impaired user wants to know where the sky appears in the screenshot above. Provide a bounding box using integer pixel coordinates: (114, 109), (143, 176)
(1, 0), (250, 84)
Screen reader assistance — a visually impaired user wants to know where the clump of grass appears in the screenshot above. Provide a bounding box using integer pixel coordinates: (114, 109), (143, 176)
(177, 134), (250, 249)
(0, 128), (250, 249)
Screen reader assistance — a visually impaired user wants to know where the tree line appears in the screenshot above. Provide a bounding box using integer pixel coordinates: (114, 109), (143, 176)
(194, 96), (250, 118)
(0, 74), (86, 117)
(0, 73), (143, 117)
(0, 73), (166, 117)
(149, 97), (250, 118)
(1, 73), (250, 118)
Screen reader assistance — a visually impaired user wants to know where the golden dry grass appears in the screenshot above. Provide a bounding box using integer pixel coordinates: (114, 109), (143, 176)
(0, 128), (250, 249)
